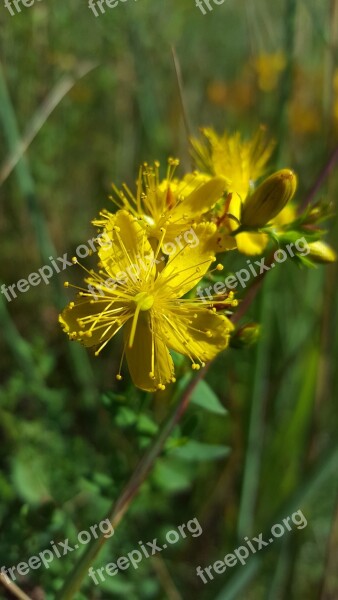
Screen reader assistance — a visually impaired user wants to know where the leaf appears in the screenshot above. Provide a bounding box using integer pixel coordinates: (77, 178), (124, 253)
(11, 451), (51, 505)
(152, 458), (193, 492)
(191, 380), (228, 415)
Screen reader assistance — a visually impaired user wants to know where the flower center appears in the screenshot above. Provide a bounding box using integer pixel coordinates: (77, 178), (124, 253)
(134, 292), (154, 311)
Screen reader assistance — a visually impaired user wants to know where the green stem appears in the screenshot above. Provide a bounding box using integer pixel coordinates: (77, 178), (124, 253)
(56, 368), (206, 600)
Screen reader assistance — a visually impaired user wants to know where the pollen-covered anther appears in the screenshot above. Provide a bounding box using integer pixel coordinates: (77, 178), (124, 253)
(216, 264), (224, 271)
(205, 330), (213, 338)
(157, 384), (166, 390)
(192, 363), (201, 370)
(64, 282), (70, 288)
(72, 257), (78, 264)
(149, 371), (156, 379)
(116, 374), (123, 381)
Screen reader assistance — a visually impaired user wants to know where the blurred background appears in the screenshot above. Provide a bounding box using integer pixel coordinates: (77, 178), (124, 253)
(1, 0), (338, 598)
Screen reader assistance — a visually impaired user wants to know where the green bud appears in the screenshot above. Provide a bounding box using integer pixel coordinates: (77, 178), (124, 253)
(241, 169), (297, 229)
(230, 323), (261, 349)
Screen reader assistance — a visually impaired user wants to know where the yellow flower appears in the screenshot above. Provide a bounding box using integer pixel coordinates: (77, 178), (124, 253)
(93, 159), (226, 249)
(60, 211), (235, 392)
(191, 126), (275, 200)
(253, 52), (286, 92)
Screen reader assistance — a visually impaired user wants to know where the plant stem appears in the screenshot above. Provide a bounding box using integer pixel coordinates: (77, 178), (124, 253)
(0, 574), (33, 600)
(56, 368), (206, 600)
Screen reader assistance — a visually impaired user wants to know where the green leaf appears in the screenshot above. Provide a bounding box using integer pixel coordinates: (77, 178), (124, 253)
(11, 451), (51, 504)
(191, 380), (228, 415)
(170, 440), (231, 462)
(152, 458), (193, 492)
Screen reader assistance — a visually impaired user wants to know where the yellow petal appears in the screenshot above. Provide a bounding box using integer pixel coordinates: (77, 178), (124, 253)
(161, 307), (234, 363)
(59, 296), (128, 347)
(124, 313), (175, 392)
(171, 176), (226, 222)
(235, 232), (269, 255)
(98, 210), (156, 284)
(155, 222), (217, 297)
(212, 231), (237, 253)
(271, 202), (297, 228)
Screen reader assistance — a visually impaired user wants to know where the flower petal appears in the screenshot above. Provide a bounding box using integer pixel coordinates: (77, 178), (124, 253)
(97, 210), (156, 284)
(171, 176), (226, 222)
(155, 222), (217, 297)
(59, 296), (129, 347)
(161, 306), (234, 363)
(235, 231), (269, 255)
(124, 313), (175, 392)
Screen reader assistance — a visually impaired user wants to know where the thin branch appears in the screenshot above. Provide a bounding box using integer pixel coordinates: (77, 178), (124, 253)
(0, 61), (98, 185)
(0, 573), (33, 600)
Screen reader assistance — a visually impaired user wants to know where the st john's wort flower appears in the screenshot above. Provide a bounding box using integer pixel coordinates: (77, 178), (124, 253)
(59, 211), (236, 392)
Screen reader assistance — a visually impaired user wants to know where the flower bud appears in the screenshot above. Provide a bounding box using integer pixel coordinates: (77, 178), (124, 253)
(230, 323), (261, 349)
(306, 241), (337, 264)
(241, 169), (297, 229)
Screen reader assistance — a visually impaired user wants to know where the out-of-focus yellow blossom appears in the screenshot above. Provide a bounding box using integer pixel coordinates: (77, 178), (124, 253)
(93, 159), (226, 250)
(289, 102), (321, 136)
(253, 52), (286, 92)
(60, 211), (235, 392)
(207, 81), (228, 106)
(191, 126), (275, 200)
(191, 128), (298, 255)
